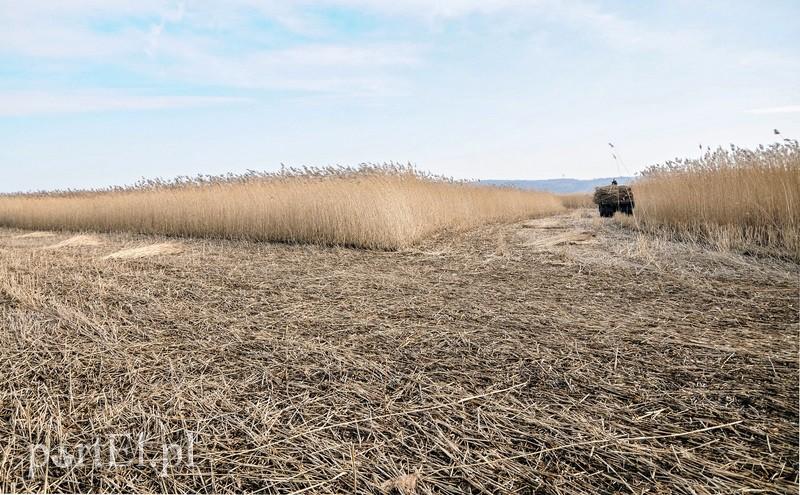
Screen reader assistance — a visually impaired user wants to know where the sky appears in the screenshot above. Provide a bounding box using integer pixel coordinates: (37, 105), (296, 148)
(1, 0), (798, 192)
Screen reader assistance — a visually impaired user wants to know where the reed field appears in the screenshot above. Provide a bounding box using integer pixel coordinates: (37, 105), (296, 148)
(0, 153), (797, 493)
(629, 141), (800, 258)
(1, 210), (796, 493)
(558, 192), (593, 209)
(0, 166), (563, 250)
(3, 2), (797, 493)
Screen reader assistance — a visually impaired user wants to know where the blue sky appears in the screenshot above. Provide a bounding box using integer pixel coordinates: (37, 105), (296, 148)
(1, 0), (798, 192)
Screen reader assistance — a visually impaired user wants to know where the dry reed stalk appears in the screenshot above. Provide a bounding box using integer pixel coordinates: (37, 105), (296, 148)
(0, 211), (796, 493)
(631, 141), (800, 259)
(0, 167), (564, 250)
(13, 231), (55, 239)
(44, 234), (103, 249)
(103, 242), (184, 259)
(593, 185), (633, 205)
(558, 193), (593, 209)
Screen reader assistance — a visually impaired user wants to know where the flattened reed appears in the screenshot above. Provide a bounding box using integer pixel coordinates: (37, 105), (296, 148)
(0, 165), (563, 249)
(0, 212), (796, 493)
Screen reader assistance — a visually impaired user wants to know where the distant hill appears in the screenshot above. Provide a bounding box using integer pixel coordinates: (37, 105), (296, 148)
(480, 177), (636, 194)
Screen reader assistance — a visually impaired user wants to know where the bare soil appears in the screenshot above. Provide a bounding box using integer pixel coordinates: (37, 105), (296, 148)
(0, 210), (797, 493)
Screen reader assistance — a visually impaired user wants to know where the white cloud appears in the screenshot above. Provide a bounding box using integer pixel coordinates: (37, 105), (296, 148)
(142, 33), (421, 94)
(0, 91), (251, 116)
(747, 105), (800, 115)
(0, 0), (720, 99)
(313, 0), (534, 18)
(0, 1), (154, 59)
(146, 2), (186, 56)
(0, 0), (424, 95)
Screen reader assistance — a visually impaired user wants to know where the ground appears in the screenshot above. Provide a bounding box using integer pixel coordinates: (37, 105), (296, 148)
(0, 210), (797, 493)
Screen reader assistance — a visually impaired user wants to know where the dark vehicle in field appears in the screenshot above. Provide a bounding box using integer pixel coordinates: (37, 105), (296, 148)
(593, 183), (634, 217)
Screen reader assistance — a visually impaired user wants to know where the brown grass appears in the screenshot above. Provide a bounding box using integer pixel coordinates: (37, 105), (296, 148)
(630, 141), (800, 258)
(558, 192), (593, 209)
(0, 212), (796, 493)
(0, 166), (563, 250)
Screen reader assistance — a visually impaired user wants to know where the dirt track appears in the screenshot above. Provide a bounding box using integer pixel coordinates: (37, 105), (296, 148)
(0, 210), (797, 493)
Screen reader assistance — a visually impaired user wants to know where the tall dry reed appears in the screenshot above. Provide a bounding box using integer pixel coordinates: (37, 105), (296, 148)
(558, 193), (593, 209)
(0, 166), (564, 249)
(631, 141), (800, 258)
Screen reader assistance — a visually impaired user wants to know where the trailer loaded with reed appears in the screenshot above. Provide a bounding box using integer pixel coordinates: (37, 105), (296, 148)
(593, 184), (634, 217)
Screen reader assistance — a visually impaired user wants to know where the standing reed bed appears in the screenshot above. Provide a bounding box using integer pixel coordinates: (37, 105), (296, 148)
(558, 192), (593, 209)
(630, 141), (800, 259)
(0, 165), (564, 250)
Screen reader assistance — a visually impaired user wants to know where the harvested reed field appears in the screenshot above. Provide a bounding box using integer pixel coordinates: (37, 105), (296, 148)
(0, 167), (563, 250)
(0, 210), (797, 493)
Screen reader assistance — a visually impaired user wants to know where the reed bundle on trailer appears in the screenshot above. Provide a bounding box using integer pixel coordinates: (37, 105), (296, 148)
(593, 185), (634, 205)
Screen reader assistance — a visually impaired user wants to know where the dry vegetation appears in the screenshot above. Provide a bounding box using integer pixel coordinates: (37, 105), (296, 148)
(558, 193), (593, 209)
(630, 141), (800, 259)
(0, 166), (563, 250)
(0, 155), (797, 493)
(0, 211), (796, 493)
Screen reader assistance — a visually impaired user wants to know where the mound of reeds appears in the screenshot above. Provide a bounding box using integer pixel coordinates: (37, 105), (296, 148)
(631, 141), (800, 258)
(0, 165), (563, 250)
(593, 185), (634, 205)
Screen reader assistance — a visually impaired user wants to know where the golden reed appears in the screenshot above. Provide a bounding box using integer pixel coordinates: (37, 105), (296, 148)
(0, 166), (564, 250)
(632, 141), (799, 258)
